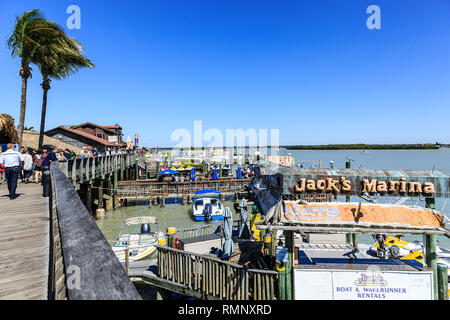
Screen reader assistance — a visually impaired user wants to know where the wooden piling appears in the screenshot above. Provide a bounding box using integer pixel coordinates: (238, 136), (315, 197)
(156, 162), (160, 180)
(113, 170), (118, 209)
(135, 158), (139, 180)
(145, 161), (149, 179)
(284, 230), (293, 300)
(86, 183), (92, 217)
(345, 160), (355, 244)
(425, 197), (438, 300)
(276, 261), (286, 300)
(97, 179), (104, 210)
(437, 263), (448, 300)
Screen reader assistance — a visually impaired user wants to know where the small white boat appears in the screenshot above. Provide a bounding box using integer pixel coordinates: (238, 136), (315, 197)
(112, 216), (165, 262)
(192, 190), (224, 221)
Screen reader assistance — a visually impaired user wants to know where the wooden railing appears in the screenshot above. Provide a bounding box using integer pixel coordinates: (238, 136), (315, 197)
(155, 245), (278, 300)
(117, 178), (251, 198)
(49, 163), (142, 300)
(49, 172), (67, 300)
(57, 153), (141, 185)
(176, 225), (213, 239)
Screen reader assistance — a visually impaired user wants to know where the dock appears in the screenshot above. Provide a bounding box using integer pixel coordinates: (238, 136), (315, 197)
(0, 183), (49, 300)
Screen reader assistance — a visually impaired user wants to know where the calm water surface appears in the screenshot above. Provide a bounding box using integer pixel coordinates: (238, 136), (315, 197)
(97, 149), (450, 248)
(97, 201), (242, 244)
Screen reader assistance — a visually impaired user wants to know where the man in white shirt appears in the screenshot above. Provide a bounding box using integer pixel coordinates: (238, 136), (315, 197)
(0, 143), (24, 199)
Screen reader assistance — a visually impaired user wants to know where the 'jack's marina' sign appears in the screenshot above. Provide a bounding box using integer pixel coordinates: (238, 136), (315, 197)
(279, 168), (450, 198)
(293, 177), (435, 195)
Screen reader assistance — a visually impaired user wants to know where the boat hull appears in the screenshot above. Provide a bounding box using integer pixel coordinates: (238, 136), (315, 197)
(113, 245), (157, 263)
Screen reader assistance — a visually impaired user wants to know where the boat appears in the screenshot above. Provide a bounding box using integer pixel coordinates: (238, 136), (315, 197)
(192, 190), (225, 221)
(369, 235), (450, 275)
(112, 216), (165, 262)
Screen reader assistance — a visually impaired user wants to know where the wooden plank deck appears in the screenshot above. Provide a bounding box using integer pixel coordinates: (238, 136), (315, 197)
(0, 182), (49, 300)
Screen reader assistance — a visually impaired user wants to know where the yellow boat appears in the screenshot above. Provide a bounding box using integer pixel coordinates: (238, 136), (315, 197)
(370, 235), (450, 276)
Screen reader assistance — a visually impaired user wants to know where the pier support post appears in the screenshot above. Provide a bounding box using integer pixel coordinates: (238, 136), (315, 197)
(345, 160), (354, 244)
(156, 162), (160, 180)
(120, 156), (124, 181)
(276, 262), (286, 301)
(437, 263), (448, 300)
(135, 158), (139, 180)
(97, 179), (104, 210)
(330, 161), (338, 201)
(284, 230), (294, 300)
(86, 182), (92, 217)
(425, 197), (438, 300)
(113, 170), (118, 209)
(145, 161), (148, 179)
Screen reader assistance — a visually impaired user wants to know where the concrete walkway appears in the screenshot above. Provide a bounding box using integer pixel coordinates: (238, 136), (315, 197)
(0, 182), (49, 300)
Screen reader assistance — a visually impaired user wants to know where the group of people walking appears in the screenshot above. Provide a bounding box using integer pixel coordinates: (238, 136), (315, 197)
(0, 144), (61, 200)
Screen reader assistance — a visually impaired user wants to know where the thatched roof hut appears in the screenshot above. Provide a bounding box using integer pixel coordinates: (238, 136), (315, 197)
(0, 113), (19, 144)
(22, 130), (82, 154)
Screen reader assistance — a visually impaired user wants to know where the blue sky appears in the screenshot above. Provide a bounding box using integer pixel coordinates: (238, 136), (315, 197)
(1, 1), (450, 147)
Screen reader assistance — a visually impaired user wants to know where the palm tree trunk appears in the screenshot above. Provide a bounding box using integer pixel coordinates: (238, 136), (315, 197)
(38, 77), (51, 150)
(17, 75), (28, 148)
(17, 62), (31, 148)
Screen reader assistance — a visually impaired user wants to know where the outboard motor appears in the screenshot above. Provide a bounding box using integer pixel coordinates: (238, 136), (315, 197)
(140, 223), (151, 234)
(374, 234), (388, 259)
(233, 202), (241, 215)
(204, 203), (212, 221)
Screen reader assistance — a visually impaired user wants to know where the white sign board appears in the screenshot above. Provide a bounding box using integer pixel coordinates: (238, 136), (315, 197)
(108, 135), (118, 143)
(294, 269), (434, 300)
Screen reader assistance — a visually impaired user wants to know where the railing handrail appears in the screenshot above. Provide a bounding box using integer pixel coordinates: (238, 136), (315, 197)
(50, 163), (142, 300)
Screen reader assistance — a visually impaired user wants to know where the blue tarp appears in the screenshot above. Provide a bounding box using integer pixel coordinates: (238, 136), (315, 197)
(236, 167), (242, 179)
(158, 169), (179, 175)
(212, 168), (218, 180)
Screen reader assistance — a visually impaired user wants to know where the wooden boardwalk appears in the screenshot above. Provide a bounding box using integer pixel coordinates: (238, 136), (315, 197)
(0, 182), (49, 300)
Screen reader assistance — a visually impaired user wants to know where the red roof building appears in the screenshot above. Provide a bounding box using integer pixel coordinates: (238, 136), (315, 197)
(45, 123), (126, 152)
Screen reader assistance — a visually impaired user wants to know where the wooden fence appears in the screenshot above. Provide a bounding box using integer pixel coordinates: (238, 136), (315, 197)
(156, 245), (278, 300)
(175, 225), (213, 239)
(57, 153), (141, 186)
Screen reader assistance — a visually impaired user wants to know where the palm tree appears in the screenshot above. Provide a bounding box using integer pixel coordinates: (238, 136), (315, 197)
(37, 35), (94, 149)
(7, 9), (65, 147)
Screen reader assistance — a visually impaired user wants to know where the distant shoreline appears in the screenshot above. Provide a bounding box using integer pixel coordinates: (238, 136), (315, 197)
(283, 144), (440, 150)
